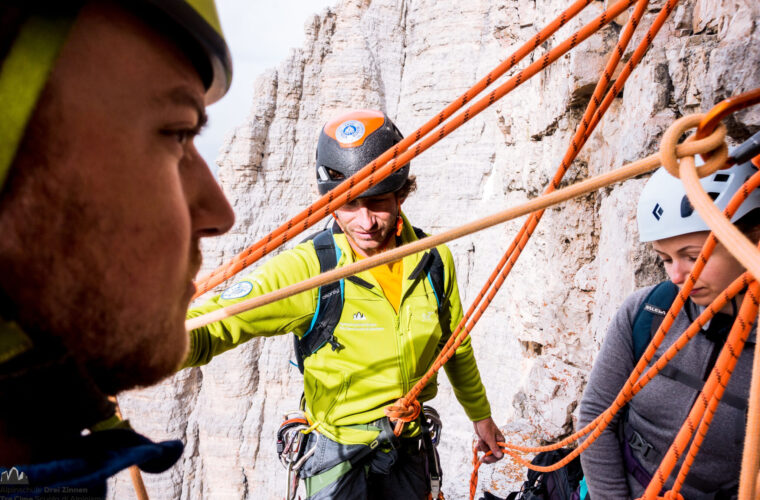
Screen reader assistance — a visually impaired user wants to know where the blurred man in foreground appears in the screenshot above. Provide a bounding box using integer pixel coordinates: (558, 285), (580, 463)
(0, 1), (235, 495)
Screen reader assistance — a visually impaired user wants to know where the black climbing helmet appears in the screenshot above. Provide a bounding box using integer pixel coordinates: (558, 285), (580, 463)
(315, 110), (410, 197)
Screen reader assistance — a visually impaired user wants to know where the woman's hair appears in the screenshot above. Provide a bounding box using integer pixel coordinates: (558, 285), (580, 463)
(735, 208), (760, 243)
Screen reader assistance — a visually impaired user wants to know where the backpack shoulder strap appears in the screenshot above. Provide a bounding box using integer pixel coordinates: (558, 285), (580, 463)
(619, 281), (679, 487)
(410, 227), (451, 339)
(292, 228), (344, 373)
(630, 280), (679, 363)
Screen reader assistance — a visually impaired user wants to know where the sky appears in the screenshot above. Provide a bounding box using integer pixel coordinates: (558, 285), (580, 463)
(196, 0), (336, 169)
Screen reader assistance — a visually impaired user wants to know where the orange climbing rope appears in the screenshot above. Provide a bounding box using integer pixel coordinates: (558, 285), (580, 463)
(469, 271), (756, 497)
(467, 155), (756, 500)
(385, 0), (673, 435)
(465, 119), (760, 498)
(643, 281), (760, 499)
(680, 89), (760, 500)
(185, 128), (724, 332)
(178, 0), (760, 495)
(192, 0), (638, 298)
(669, 281), (760, 497)
(694, 88), (760, 143)
(739, 310), (760, 500)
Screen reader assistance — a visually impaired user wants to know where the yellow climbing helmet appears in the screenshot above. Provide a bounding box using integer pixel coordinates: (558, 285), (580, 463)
(0, 0), (233, 192)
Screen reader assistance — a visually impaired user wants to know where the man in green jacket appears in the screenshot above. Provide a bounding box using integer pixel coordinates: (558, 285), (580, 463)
(186, 109), (503, 499)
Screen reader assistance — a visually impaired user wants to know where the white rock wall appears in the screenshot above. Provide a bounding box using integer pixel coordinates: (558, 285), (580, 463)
(111, 0), (760, 498)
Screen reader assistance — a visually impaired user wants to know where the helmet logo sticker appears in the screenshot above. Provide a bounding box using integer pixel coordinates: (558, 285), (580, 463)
(713, 173), (730, 182)
(336, 120), (366, 144)
(680, 196), (694, 218)
(652, 203), (664, 220)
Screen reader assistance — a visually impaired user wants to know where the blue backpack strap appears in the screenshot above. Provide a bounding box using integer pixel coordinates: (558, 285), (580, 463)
(292, 228), (344, 373)
(630, 280), (679, 362)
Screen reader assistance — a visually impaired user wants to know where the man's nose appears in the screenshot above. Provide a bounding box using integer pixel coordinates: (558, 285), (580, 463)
(355, 206), (375, 230)
(186, 147), (235, 238)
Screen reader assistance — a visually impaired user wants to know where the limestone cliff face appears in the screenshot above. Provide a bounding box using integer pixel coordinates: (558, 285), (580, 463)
(111, 1), (760, 498)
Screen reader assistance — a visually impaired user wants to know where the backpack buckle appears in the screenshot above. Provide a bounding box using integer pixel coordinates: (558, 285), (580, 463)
(627, 429), (654, 459)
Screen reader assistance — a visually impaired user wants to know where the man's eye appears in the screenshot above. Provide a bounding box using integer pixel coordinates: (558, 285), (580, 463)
(163, 128), (197, 146)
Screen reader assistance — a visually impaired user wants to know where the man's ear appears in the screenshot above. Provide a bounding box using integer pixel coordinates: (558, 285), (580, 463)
(395, 191), (407, 206)
(331, 212), (347, 233)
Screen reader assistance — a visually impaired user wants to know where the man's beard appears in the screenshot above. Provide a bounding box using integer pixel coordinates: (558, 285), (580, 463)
(0, 180), (191, 394)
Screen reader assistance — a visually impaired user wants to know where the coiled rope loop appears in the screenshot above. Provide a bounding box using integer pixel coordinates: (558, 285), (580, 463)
(660, 114), (729, 179)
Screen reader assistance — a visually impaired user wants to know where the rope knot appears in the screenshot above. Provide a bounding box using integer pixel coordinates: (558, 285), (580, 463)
(384, 397), (421, 436)
(659, 113), (728, 180)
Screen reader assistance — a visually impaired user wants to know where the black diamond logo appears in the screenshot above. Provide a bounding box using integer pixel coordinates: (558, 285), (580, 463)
(652, 203), (664, 220)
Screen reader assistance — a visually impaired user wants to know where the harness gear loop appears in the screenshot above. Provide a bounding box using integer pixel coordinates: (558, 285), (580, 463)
(276, 412), (320, 500)
(421, 410), (443, 499)
(277, 413), (311, 468)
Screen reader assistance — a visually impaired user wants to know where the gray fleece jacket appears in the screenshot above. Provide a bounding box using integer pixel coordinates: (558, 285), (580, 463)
(579, 284), (754, 500)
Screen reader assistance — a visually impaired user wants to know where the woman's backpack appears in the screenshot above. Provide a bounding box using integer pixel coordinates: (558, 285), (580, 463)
(481, 448), (587, 500)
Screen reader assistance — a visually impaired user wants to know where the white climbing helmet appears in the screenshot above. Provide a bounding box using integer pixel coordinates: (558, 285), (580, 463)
(637, 159), (760, 242)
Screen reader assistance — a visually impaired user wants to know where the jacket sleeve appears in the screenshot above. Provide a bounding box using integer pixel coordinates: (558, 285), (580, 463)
(183, 243), (321, 368)
(579, 289), (650, 500)
(438, 245), (492, 421)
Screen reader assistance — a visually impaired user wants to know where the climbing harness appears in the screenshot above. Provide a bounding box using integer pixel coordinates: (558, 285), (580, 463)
(274, 407), (444, 499)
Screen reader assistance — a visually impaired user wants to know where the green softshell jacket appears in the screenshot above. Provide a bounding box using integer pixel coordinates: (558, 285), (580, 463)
(185, 215), (491, 445)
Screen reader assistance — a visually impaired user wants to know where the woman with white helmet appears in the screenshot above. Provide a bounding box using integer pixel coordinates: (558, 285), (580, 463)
(578, 157), (760, 499)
